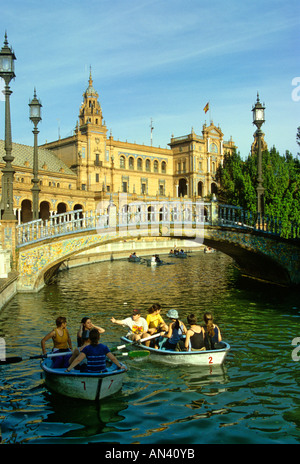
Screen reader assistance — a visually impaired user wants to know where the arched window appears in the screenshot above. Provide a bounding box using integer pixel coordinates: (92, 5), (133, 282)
(137, 158), (143, 170)
(120, 156), (125, 168)
(154, 160), (158, 172)
(161, 161), (166, 173)
(146, 159), (151, 172)
(129, 157), (134, 169)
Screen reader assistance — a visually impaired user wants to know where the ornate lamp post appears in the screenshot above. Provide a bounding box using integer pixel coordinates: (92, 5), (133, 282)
(29, 89), (42, 220)
(252, 93), (265, 215)
(0, 33), (16, 220)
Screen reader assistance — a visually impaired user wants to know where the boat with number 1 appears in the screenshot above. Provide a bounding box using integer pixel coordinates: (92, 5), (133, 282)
(41, 356), (127, 401)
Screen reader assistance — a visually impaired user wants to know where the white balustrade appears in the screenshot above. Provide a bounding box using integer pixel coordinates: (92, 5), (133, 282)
(15, 201), (290, 247)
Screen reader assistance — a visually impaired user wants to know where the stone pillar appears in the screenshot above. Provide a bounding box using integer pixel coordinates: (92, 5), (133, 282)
(0, 219), (17, 271)
(211, 195), (218, 225)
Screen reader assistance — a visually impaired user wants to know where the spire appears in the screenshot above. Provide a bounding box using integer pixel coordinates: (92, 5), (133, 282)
(84, 66), (98, 98)
(89, 65), (93, 87)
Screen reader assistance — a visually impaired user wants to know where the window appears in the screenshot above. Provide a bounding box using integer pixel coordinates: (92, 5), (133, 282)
(146, 159), (151, 172)
(122, 181), (128, 193)
(154, 160), (158, 172)
(161, 161), (166, 173)
(159, 184), (164, 195)
(129, 157), (134, 169)
(120, 156), (125, 168)
(96, 173), (99, 182)
(141, 183), (147, 194)
(137, 158), (143, 170)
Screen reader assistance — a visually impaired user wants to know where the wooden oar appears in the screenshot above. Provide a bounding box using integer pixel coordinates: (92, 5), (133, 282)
(0, 349), (149, 365)
(112, 333), (161, 352)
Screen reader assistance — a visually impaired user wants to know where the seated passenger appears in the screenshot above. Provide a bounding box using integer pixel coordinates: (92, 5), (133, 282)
(77, 316), (105, 347)
(66, 329), (126, 373)
(111, 309), (148, 342)
(184, 314), (205, 351)
(145, 303), (168, 348)
(41, 316), (72, 368)
(160, 309), (187, 351)
(203, 312), (222, 350)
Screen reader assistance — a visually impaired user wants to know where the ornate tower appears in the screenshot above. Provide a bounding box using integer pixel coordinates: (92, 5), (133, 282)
(78, 67), (104, 131)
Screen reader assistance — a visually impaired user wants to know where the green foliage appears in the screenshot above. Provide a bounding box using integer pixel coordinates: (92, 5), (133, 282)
(216, 143), (300, 239)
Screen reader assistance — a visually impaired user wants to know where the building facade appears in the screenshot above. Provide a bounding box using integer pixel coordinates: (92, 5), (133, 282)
(1, 72), (236, 223)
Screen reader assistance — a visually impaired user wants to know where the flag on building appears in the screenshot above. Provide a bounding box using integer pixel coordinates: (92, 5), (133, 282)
(203, 102), (209, 114)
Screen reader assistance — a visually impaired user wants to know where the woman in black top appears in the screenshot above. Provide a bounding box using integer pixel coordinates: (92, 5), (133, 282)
(184, 314), (205, 351)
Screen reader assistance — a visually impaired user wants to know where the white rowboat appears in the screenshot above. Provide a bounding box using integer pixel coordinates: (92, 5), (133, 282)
(120, 336), (230, 366)
(41, 357), (126, 401)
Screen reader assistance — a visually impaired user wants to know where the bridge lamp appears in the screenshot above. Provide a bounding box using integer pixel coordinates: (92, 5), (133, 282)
(0, 32), (16, 220)
(29, 88), (42, 221)
(252, 93), (265, 215)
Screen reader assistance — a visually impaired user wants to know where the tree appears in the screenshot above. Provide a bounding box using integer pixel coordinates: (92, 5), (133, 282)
(216, 139), (300, 238)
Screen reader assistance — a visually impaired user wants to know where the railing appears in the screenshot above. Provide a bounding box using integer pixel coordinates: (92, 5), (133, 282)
(16, 201), (300, 247)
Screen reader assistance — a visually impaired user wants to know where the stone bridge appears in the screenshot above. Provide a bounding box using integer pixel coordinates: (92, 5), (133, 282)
(2, 200), (300, 291)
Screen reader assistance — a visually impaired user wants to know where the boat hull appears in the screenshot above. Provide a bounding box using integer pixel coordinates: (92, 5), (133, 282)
(41, 358), (126, 401)
(128, 256), (141, 262)
(120, 337), (230, 366)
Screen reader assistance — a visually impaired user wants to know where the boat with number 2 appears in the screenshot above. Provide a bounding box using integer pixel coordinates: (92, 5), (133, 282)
(120, 336), (230, 366)
(41, 357), (127, 401)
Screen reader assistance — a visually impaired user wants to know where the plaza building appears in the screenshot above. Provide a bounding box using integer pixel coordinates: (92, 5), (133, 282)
(1, 72), (236, 223)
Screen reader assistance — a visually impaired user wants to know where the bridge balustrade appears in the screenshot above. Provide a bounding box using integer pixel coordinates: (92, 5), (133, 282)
(15, 201), (299, 247)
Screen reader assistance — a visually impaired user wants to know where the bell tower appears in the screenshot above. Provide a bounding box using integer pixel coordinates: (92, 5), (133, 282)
(78, 67), (104, 131)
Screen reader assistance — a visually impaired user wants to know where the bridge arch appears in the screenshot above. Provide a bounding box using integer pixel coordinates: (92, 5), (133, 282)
(15, 202), (300, 291)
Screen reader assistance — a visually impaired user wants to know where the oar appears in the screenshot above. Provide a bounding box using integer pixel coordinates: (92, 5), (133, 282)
(0, 348), (150, 365)
(112, 333), (161, 352)
(0, 351), (72, 365)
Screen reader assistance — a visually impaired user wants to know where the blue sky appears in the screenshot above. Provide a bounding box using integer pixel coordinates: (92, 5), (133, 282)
(0, 0), (299, 158)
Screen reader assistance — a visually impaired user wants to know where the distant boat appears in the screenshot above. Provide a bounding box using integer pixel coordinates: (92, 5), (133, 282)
(204, 247), (215, 254)
(169, 252), (187, 259)
(128, 255), (141, 262)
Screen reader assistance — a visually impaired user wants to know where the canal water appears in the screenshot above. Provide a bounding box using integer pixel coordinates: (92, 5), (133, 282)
(0, 251), (299, 444)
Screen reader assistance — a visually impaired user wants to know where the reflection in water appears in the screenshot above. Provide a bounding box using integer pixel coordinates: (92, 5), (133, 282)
(0, 252), (300, 444)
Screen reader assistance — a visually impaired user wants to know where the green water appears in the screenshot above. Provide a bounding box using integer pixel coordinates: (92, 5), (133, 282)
(0, 251), (299, 444)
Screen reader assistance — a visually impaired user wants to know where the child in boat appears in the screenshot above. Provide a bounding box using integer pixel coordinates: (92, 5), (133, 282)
(41, 316), (73, 368)
(66, 329), (126, 373)
(160, 309), (187, 351)
(145, 304), (168, 348)
(111, 308), (148, 342)
(184, 314), (206, 351)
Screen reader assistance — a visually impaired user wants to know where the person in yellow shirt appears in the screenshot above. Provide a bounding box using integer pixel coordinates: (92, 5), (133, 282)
(145, 304), (168, 348)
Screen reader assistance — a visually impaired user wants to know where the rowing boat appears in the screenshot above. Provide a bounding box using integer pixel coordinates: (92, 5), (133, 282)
(169, 252), (187, 258)
(120, 336), (230, 366)
(41, 357), (127, 401)
(128, 255), (141, 262)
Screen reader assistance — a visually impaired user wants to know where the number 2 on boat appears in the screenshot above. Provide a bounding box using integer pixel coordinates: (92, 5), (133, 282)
(208, 357), (213, 364)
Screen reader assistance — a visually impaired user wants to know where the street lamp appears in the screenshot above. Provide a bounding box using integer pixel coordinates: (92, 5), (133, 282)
(29, 88), (42, 220)
(0, 32), (16, 220)
(252, 92), (265, 216)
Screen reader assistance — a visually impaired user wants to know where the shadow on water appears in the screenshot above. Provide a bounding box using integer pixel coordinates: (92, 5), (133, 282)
(41, 389), (129, 439)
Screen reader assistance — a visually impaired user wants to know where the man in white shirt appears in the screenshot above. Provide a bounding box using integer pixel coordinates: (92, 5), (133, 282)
(111, 309), (148, 341)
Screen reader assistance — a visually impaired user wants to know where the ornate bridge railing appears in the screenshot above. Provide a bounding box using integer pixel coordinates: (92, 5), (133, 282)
(16, 200), (300, 247)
